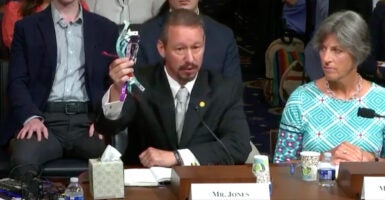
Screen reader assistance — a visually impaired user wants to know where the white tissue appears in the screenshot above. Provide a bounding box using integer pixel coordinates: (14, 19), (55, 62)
(100, 145), (122, 162)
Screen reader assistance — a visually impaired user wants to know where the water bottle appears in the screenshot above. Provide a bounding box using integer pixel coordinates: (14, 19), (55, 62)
(64, 177), (84, 200)
(318, 152), (335, 187)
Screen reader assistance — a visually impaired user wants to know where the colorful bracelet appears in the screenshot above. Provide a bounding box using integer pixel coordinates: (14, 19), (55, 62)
(119, 82), (127, 101)
(116, 20), (145, 101)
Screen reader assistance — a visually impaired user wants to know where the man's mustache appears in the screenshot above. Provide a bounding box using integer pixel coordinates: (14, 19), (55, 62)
(180, 62), (199, 70)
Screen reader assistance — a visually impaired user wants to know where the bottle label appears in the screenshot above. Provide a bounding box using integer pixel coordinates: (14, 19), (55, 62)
(65, 196), (84, 200)
(318, 168), (335, 180)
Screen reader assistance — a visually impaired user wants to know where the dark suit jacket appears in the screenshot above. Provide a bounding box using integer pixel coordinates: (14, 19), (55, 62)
(94, 65), (251, 165)
(329, 0), (372, 24)
(136, 13), (242, 81)
(3, 6), (118, 144)
(360, 1), (385, 81)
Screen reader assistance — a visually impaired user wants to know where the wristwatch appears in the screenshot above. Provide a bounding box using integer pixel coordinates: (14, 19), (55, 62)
(173, 150), (182, 165)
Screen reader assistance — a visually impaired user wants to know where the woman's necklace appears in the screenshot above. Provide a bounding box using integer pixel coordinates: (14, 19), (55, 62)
(325, 74), (362, 100)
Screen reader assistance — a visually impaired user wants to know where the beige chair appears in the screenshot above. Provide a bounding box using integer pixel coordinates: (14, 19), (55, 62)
(245, 141), (260, 164)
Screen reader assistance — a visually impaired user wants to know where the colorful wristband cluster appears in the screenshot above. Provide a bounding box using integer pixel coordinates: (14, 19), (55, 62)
(116, 21), (145, 101)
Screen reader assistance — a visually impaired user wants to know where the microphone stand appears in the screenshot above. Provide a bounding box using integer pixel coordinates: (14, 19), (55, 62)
(193, 105), (235, 165)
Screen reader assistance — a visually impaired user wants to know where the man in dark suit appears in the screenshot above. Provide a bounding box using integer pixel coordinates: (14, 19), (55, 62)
(136, 0), (242, 81)
(95, 9), (251, 167)
(6, 0), (118, 176)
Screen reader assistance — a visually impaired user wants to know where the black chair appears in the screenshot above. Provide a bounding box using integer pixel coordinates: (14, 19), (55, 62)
(0, 146), (9, 178)
(0, 146), (88, 179)
(40, 158), (88, 178)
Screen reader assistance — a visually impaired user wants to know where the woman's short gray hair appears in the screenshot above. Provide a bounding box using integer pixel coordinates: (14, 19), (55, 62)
(313, 10), (370, 65)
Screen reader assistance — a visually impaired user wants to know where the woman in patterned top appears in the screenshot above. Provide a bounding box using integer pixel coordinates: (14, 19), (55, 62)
(273, 10), (385, 164)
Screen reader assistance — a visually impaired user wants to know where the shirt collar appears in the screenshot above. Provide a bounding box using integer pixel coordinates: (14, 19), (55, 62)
(164, 67), (197, 99)
(51, 3), (83, 27)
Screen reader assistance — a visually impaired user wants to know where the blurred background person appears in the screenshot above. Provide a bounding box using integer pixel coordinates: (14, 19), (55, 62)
(1, 0), (89, 49)
(274, 11), (385, 164)
(86, 0), (165, 26)
(0, 0), (8, 58)
(136, 0), (242, 81)
(362, 0), (385, 86)
(281, 0), (308, 43)
(6, 0), (116, 177)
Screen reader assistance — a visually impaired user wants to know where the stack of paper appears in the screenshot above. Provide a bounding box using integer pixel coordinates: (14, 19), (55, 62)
(124, 167), (172, 186)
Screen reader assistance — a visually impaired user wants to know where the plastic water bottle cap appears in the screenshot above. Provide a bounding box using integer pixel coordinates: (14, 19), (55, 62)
(70, 177), (79, 183)
(324, 152), (332, 158)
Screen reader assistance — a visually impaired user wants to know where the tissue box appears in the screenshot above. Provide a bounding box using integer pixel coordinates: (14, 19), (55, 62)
(89, 158), (124, 199)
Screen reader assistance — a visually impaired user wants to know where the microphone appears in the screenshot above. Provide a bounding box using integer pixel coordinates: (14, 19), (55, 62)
(193, 101), (235, 165)
(357, 107), (385, 118)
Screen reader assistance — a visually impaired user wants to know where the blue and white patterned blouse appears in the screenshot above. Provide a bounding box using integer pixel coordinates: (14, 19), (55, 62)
(273, 82), (385, 163)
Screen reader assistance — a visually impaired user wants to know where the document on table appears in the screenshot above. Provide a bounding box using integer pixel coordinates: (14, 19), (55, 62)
(124, 167), (172, 186)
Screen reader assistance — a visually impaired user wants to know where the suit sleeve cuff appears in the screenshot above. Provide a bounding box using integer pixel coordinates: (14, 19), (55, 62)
(23, 116), (44, 125)
(102, 86), (124, 120)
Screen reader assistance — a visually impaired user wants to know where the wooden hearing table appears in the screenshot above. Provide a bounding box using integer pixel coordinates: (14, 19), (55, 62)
(79, 164), (353, 200)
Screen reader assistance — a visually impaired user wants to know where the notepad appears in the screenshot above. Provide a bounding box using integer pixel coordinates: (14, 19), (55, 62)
(124, 167), (172, 186)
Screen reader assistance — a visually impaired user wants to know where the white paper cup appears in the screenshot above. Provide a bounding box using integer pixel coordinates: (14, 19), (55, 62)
(300, 151), (320, 181)
(252, 155), (270, 183)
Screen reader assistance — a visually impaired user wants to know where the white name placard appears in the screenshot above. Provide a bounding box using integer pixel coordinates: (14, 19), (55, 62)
(361, 176), (385, 200)
(190, 183), (270, 200)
